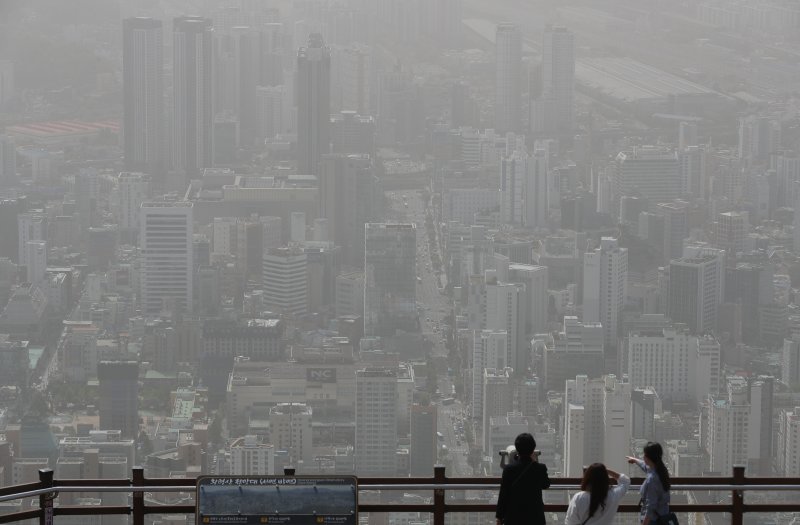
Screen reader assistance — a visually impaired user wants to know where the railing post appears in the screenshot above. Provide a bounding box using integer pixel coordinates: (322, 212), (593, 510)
(38, 469), (54, 525)
(132, 467), (145, 525)
(283, 467), (296, 476)
(731, 465), (745, 525)
(433, 465), (446, 525)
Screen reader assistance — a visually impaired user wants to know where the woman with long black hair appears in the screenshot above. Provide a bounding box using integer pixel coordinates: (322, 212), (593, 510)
(627, 442), (672, 525)
(564, 463), (630, 525)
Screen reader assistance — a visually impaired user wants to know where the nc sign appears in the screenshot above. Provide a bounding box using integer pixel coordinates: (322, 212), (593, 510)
(307, 368), (337, 383)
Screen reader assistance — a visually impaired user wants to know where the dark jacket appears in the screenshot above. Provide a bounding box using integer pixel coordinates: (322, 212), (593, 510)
(496, 457), (551, 525)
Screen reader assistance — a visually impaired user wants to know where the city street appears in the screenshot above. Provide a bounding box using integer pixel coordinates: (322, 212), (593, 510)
(387, 190), (472, 476)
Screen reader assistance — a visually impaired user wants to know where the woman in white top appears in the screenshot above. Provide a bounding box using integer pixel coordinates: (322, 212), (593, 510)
(564, 463), (631, 525)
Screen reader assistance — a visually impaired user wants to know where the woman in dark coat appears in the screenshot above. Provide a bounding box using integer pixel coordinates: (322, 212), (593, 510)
(496, 433), (551, 525)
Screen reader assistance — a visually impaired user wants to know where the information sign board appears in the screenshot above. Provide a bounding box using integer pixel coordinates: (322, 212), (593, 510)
(196, 476), (358, 525)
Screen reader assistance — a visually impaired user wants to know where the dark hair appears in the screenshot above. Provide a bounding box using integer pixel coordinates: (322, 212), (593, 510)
(581, 463), (610, 519)
(643, 442), (671, 491)
(514, 433), (536, 457)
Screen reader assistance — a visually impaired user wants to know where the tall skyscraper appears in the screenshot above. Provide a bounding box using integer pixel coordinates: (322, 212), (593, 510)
(97, 361), (139, 439)
(541, 25), (574, 134)
(230, 26), (260, 146)
(118, 172), (150, 242)
(472, 330), (508, 421)
(17, 212), (46, 269)
(139, 202), (194, 315)
(123, 18), (164, 173)
(409, 403), (437, 476)
(668, 251), (725, 335)
(363, 223), (417, 336)
(485, 281), (527, 373)
(355, 367), (398, 476)
(319, 154), (378, 266)
(0, 135), (16, 186)
(525, 148), (549, 229)
(583, 237), (627, 352)
(500, 151), (527, 225)
(173, 16), (214, 178)
(25, 241), (47, 286)
(262, 247), (308, 316)
(494, 24), (521, 133)
(297, 33), (331, 175)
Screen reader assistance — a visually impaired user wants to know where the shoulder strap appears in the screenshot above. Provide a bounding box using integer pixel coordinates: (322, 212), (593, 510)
(510, 462), (534, 489)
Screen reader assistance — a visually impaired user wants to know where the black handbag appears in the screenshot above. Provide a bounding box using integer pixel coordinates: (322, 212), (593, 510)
(654, 512), (679, 525)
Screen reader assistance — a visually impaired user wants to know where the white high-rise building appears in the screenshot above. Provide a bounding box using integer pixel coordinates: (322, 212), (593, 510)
(508, 264), (549, 334)
(563, 375), (630, 476)
(229, 435), (274, 475)
(355, 367), (398, 476)
(18, 212), (46, 268)
(777, 407), (800, 476)
(262, 247), (307, 316)
(482, 367), (514, 452)
(627, 326), (721, 403)
(583, 237), (627, 351)
(139, 202), (194, 315)
(494, 24), (521, 133)
(485, 280), (527, 373)
(364, 223), (417, 336)
(541, 26), (574, 134)
(704, 377), (750, 475)
(25, 241), (47, 285)
(118, 173), (149, 237)
(472, 330), (508, 422)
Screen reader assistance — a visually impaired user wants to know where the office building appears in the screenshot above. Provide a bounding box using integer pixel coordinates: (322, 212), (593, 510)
(680, 146), (707, 199)
(508, 264), (549, 334)
(255, 85), (285, 141)
(777, 407), (800, 476)
(117, 173), (149, 240)
(139, 202), (193, 315)
(784, 337), (800, 387)
(229, 435), (274, 475)
(355, 367), (398, 476)
(262, 247), (308, 316)
(25, 241), (47, 286)
(704, 377), (751, 475)
(668, 251), (724, 335)
(409, 404), (437, 476)
(472, 330), (508, 422)
(563, 375), (630, 477)
(494, 24), (522, 133)
(500, 151), (527, 226)
(615, 146), (681, 205)
(269, 403), (313, 469)
(485, 280), (527, 373)
(97, 361), (139, 439)
(363, 223), (417, 336)
(482, 368), (514, 452)
(123, 18), (164, 172)
(297, 34), (331, 175)
(583, 237), (627, 352)
(657, 201), (688, 261)
(332, 43), (371, 115)
(525, 149), (549, 229)
(0, 135), (16, 186)
(18, 212), (46, 269)
(541, 26), (574, 133)
(335, 270), (364, 317)
(627, 325), (720, 403)
(540, 316), (605, 391)
(631, 387), (660, 440)
(714, 211), (746, 256)
(331, 112), (376, 157)
(173, 17), (214, 177)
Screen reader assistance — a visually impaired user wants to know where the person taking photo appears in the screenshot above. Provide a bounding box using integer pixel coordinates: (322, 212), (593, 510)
(496, 433), (551, 525)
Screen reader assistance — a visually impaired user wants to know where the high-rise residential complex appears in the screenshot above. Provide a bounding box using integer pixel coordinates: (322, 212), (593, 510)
(297, 34), (331, 175)
(583, 237), (627, 352)
(139, 202), (194, 315)
(541, 26), (574, 134)
(494, 24), (521, 133)
(97, 361), (139, 439)
(122, 18), (164, 173)
(563, 375), (630, 476)
(173, 16), (214, 177)
(355, 367), (398, 476)
(777, 406), (800, 476)
(363, 223), (416, 336)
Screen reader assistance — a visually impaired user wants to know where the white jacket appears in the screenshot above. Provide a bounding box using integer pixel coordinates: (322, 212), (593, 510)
(564, 474), (631, 525)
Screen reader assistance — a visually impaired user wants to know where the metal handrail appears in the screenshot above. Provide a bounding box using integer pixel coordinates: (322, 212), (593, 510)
(1, 481), (799, 503)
